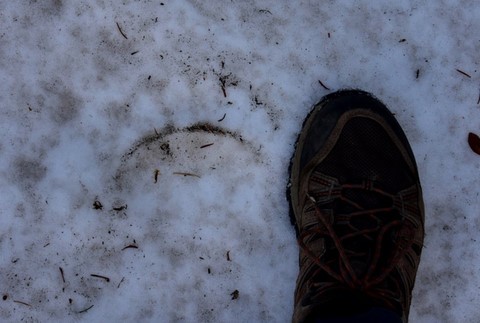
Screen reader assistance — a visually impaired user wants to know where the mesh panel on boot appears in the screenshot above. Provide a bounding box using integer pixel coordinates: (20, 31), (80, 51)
(318, 117), (415, 193)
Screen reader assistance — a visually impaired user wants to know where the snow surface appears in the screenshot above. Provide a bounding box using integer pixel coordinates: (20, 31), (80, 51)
(1, 1), (480, 322)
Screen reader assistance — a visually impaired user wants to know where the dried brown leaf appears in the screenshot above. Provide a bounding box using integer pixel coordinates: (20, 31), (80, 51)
(468, 132), (480, 155)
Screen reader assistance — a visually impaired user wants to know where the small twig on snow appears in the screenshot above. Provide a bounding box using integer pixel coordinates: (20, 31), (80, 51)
(456, 68), (471, 78)
(59, 267), (66, 283)
(90, 274), (110, 282)
(78, 305), (94, 314)
(318, 80), (330, 90)
(116, 22), (128, 39)
(217, 113), (226, 122)
(13, 300), (31, 307)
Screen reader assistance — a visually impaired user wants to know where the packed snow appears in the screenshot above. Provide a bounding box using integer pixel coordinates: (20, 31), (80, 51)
(1, 1), (480, 322)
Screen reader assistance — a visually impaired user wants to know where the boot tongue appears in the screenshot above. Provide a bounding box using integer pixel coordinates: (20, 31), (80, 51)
(342, 185), (393, 213)
(351, 259), (369, 278)
(335, 186), (396, 280)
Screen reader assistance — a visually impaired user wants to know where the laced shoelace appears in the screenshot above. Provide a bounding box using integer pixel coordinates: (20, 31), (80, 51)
(298, 182), (415, 306)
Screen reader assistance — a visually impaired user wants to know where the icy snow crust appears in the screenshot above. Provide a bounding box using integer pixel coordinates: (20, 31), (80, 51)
(1, 1), (480, 322)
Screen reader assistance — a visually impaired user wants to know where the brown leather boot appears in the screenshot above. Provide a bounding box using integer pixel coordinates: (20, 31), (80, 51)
(288, 90), (425, 323)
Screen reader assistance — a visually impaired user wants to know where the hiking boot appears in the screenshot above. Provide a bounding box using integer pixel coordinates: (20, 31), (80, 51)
(288, 90), (425, 323)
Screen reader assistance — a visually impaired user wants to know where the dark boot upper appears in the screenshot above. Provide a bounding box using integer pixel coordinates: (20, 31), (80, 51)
(289, 90), (425, 323)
